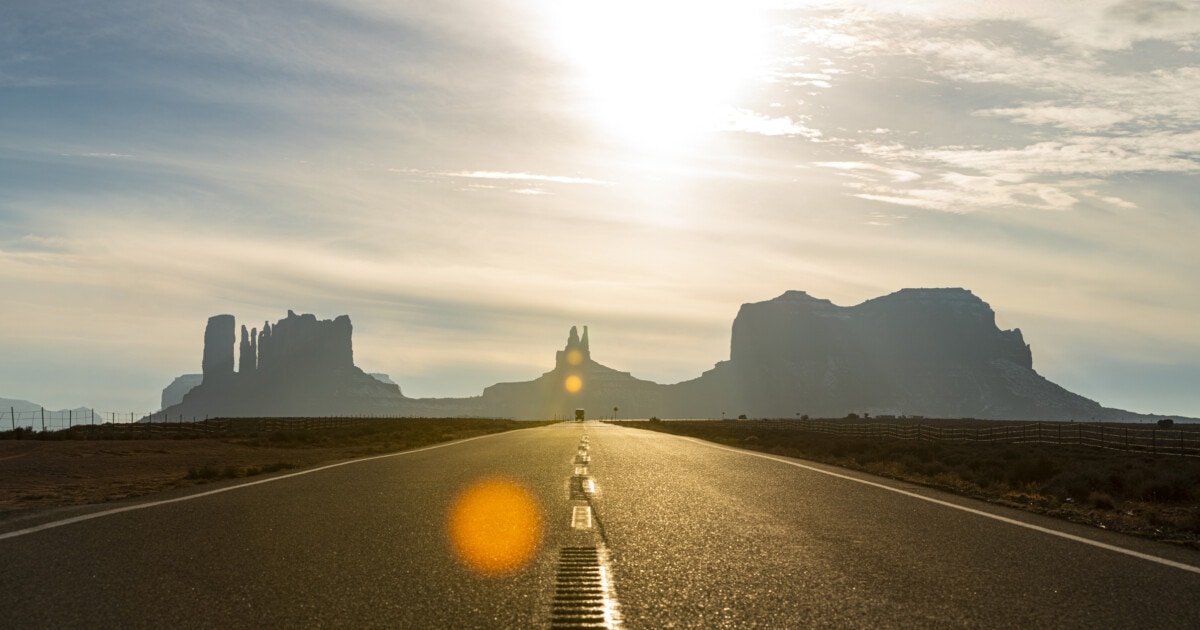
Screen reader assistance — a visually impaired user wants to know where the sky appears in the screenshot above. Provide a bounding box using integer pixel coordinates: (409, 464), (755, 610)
(2, 0), (1198, 417)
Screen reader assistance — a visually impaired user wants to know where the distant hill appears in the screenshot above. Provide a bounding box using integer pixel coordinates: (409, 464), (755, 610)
(161, 375), (203, 409)
(1, 397), (101, 427)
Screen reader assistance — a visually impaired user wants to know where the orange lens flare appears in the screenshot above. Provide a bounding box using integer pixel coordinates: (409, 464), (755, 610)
(565, 375), (583, 393)
(448, 478), (543, 576)
(566, 349), (584, 366)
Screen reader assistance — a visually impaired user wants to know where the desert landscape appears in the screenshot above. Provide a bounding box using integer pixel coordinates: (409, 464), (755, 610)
(0, 418), (549, 523)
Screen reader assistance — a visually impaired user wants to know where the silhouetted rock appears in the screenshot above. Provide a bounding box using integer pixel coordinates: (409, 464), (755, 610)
(479, 325), (662, 420)
(238, 325), (257, 376)
(157, 290), (1168, 422)
(162, 311), (407, 419)
(201, 315), (235, 385)
(694, 289), (1117, 420)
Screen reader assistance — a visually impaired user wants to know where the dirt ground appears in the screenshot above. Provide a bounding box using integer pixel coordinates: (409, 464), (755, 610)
(0, 439), (369, 514)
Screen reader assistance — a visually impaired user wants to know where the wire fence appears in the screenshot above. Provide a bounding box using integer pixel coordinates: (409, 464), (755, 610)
(1, 407), (223, 430)
(0, 408), (469, 439)
(638, 418), (1200, 458)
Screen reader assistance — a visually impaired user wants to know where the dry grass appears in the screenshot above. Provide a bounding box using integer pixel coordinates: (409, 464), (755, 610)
(619, 420), (1200, 548)
(0, 418), (551, 517)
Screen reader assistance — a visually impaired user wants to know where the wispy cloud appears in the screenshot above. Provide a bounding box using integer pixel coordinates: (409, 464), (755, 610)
(973, 105), (1136, 132)
(769, 3), (1200, 214)
(436, 170), (611, 185)
(718, 108), (822, 138)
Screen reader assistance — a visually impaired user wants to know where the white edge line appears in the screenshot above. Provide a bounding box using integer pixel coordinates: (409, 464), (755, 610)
(678, 435), (1200, 575)
(0, 431), (511, 542)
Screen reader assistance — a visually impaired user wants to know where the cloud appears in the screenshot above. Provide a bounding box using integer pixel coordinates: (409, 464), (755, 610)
(767, 4), (1200, 215)
(973, 105), (1136, 132)
(718, 108), (822, 138)
(434, 170), (611, 185)
(815, 161), (921, 183)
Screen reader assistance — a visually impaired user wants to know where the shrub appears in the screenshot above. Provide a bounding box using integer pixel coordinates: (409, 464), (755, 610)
(186, 465), (221, 480)
(1007, 457), (1059, 486)
(1088, 492), (1116, 510)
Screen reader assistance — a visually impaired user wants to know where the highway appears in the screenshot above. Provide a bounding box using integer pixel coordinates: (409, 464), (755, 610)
(2, 421), (1199, 628)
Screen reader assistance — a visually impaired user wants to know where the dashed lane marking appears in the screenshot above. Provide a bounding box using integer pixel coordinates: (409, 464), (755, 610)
(550, 546), (621, 629)
(572, 505), (592, 530)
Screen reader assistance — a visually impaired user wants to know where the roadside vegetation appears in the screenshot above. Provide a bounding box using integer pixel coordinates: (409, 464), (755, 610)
(616, 420), (1200, 548)
(0, 418), (552, 513)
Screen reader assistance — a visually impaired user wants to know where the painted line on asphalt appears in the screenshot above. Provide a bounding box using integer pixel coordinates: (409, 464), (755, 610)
(680, 435), (1200, 575)
(572, 505), (593, 530)
(0, 431), (512, 542)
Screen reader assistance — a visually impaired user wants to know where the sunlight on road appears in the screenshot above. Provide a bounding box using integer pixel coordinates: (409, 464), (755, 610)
(448, 478), (543, 576)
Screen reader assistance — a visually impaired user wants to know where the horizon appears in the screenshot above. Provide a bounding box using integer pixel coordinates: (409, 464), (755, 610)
(2, 1), (1198, 417)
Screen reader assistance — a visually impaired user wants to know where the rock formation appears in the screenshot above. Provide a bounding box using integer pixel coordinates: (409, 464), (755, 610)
(683, 289), (1121, 420)
(161, 310), (407, 419)
(201, 315), (235, 385)
(477, 325), (665, 420)
(238, 326), (257, 376)
(159, 290), (1164, 421)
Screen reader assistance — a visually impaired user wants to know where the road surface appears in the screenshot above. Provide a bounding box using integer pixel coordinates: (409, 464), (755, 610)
(2, 421), (1199, 628)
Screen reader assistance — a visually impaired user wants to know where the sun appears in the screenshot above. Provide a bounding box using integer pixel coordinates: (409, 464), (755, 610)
(542, 0), (770, 152)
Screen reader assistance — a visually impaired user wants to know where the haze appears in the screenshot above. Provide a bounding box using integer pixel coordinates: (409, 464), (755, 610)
(2, 1), (1197, 417)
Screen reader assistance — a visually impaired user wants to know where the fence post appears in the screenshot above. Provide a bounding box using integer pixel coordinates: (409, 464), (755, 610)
(41, 407), (45, 432)
(9, 407), (14, 432)
(1152, 428), (1156, 456)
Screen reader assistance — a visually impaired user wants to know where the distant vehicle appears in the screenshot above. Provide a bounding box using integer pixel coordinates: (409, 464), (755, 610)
(575, 409), (585, 422)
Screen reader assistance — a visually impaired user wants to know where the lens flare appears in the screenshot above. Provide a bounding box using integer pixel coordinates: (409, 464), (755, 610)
(566, 349), (584, 366)
(448, 478), (543, 576)
(565, 375), (583, 393)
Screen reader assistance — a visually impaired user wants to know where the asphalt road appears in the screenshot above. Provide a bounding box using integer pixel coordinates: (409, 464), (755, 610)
(2, 421), (1199, 628)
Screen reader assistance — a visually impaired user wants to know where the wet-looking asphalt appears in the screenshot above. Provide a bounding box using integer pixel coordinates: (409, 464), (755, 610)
(2, 421), (1199, 628)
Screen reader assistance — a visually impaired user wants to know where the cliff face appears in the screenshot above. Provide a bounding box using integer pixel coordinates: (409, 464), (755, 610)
(712, 288), (1107, 420)
(161, 310), (407, 419)
(201, 315), (235, 386)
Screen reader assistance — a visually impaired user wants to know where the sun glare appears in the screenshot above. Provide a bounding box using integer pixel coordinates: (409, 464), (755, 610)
(448, 478), (544, 576)
(565, 374), (583, 393)
(544, 0), (770, 152)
